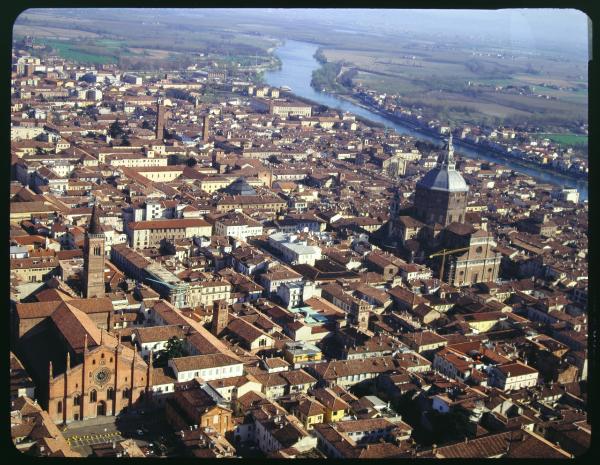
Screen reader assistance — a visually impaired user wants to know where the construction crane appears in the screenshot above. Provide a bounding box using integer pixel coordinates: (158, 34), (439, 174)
(429, 246), (471, 284)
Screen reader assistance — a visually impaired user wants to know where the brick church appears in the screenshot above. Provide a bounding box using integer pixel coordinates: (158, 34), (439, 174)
(13, 204), (151, 424)
(45, 307), (151, 424)
(386, 134), (501, 286)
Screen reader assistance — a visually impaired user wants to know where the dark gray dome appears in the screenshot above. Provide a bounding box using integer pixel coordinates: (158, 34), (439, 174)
(417, 167), (468, 192)
(224, 177), (257, 196)
(417, 134), (468, 193)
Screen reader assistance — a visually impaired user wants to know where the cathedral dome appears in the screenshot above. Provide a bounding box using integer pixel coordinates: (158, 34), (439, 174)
(224, 177), (257, 196)
(417, 167), (468, 192)
(416, 134), (468, 193)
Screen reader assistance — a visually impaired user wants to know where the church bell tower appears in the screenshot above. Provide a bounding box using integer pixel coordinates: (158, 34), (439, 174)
(211, 300), (229, 337)
(83, 203), (106, 298)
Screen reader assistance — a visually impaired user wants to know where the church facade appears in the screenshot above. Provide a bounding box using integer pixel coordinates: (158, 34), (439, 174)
(386, 134), (501, 286)
(437, 225), (502, 287)
(47, 335), (151, 424)
(17, 204), (152, 425)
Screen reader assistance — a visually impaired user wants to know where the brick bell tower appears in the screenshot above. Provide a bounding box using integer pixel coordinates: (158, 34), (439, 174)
(83, 203), (106, 298)
(156, 98), (165, 140)
(211, 300), (229, 337)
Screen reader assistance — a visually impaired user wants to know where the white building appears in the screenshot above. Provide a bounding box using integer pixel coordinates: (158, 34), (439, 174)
(123, 74), (143, 85)
(488, 362), (538, 391)
(253, 414), (317, 454)
(127, 218), (212, 249)
(169, 354), (244, 383)
(214, 212), (263, 242)
(277, 282), (304, 309)
(86, 88), (103, 101)
(132, 325), (186, 359)
(268, 232), (322, 266)
(553, 188), (579, 204)
(277, 281), (321, 309)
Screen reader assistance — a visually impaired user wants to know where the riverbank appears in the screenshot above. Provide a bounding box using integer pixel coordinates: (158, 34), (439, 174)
(285, 89), (588, 189)
(264, 39), (588, 200)
(328, 91), (588, 184)
(281, 90), (385, 129)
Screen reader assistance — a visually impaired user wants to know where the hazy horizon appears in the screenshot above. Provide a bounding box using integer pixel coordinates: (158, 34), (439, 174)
(167, 8), (591, 56)
(19, 8), (591, 58)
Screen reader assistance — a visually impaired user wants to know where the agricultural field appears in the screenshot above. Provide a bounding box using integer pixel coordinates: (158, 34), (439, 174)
(128, 48), (172, 59)
(536, 133), (588, 147)
(13, 9), (282, 72)
(38, 39), (120, 64)
(13, 24), (100, 38)
(14, 9), (278, 54)
(26, 38), (140, 65)
(320, 40), (588, 130)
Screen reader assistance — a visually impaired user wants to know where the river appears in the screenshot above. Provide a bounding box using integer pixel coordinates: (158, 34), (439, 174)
(264, 40), (588, 202)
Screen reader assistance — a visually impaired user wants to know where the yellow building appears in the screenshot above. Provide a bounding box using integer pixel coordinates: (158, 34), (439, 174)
(215, 195), (286, 213)
(313, 388), (350, 423)
(462, 311), (504, 333)
(10, 201), (57, 223)
(10, 256), (60, 283)
(199, 177), (235, 194)
(283, 341), (323, 365)
(197, 176), (267, 194)
(187, 279), (232, 308)
(128, 218), (212, 249)
(296, 397), (326, 430)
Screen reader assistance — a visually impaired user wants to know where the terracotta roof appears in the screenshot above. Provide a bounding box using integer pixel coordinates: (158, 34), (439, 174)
(279, 369), (317, 386)
(312, 387), (350, 411)
(227, 317), (271, 344)
(16, 298), (113, 320)
(128, 218), (211, 230)
(263, 357), (289, 370)
(496, 362), (538, 377)
(433, 430), (571, 458)
(151, 366), (177, 385)
(297, 397), (326, 417)
(49, 302), (112, 352)
(312, 356), (397, 381)
(171, 353), (241, 373)
(134, 325), (186, 344)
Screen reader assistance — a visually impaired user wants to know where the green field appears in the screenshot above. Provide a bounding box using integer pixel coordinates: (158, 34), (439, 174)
(41, 39), (122, 64)
(536, 133), (588, 146)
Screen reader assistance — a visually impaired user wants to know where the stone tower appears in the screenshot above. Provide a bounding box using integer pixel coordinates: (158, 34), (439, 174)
(258, 169), (273, 188)
(414, 134), (469, 227)
(156, 98), (165, 140)
(202, 114), (210, 142)
(211, 300), (229, 337)
(353, 300), (370, 332)
(83, 203), (105, 298)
